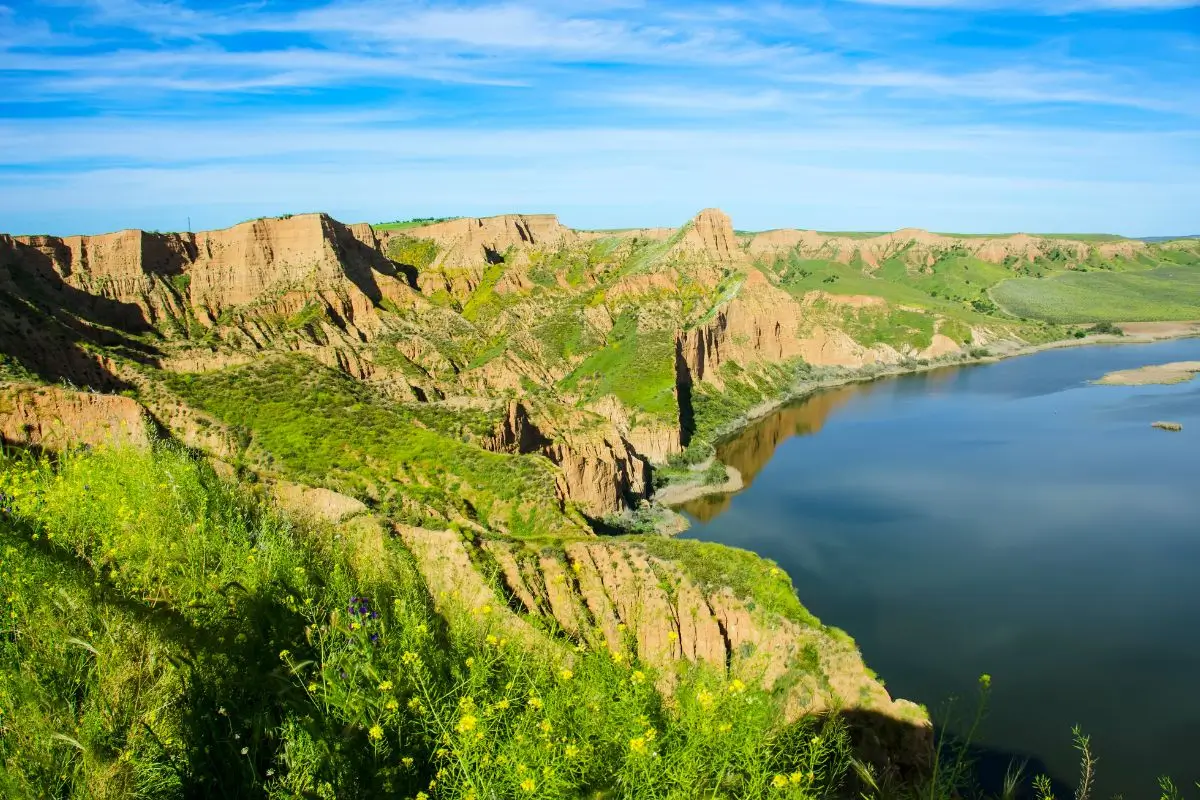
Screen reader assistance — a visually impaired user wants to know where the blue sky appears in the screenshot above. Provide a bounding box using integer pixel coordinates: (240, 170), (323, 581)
(1, 0), (1198, 236)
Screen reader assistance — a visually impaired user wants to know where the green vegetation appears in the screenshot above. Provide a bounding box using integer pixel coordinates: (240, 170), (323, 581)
(0, 444), (863, 799)
(992, 265), (1200, 323)
(386, 235), (440, 270)
(560, 311), (678, 419)
(376, 217), (460, 231)
(165, 355), (577, 536)
(691, 361), (799, 444)
(635, 537), (820, 628)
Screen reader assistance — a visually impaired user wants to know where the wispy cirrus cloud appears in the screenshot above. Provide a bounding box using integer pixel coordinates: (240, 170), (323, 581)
(2, 0), (1197, 235)
(839, 0), (1200, 12)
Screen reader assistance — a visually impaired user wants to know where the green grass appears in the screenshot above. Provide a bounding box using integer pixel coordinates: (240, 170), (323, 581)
(386, 235), (440, 270)
(991, 265), (1200, 323)
(633, 537), (821, 629)
(375, 217), (460, 231)
(165, 355), (579, 536)
(559, 311), (678, 419)
(0, 443), (863, 799)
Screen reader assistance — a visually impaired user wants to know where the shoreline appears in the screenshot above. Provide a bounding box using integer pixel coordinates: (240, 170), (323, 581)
(650, 321), (1200, 523)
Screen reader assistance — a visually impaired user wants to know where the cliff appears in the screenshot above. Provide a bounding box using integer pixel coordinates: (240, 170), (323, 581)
(0, 383), (149, 450)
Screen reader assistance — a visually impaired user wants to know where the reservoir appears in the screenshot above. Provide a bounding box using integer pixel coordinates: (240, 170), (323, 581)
(681, 338), (1200, 795)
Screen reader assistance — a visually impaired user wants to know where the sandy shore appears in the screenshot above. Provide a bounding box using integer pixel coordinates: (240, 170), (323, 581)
(653, 320), (1200, 520)
(1094, 361), (1200, 386)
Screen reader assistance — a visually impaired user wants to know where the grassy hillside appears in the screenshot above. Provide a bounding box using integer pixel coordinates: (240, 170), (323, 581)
(992, 265), (1200, 323)
(0, 443), (862, 799)
(165, 355), (580, 537)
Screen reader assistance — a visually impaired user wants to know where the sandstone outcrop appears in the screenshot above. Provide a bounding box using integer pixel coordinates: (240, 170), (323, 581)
(476, 536), (928, 740)
(484, 401), (652, 517)
(0, 383), (149, 450)
(9, 215), (421, 344)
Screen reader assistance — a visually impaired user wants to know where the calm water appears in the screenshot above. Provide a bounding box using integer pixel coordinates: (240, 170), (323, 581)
(681, 339), (1200, 795)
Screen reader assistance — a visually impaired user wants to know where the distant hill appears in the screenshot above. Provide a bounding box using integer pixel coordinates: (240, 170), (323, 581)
(1139, 234), (1200, 243)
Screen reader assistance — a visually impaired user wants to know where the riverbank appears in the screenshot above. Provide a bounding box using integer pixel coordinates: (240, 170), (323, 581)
(650, 320), (1200, 525)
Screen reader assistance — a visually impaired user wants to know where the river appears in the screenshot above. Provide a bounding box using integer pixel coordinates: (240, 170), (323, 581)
(680, 338), (1200, 795)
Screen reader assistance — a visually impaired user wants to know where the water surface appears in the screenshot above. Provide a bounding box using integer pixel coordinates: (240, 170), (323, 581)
(682, 339), (1200, 795)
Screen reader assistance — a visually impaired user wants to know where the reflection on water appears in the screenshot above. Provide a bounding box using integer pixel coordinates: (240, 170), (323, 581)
(681, 339), (1200, 796)
(681, 366), (973, 522)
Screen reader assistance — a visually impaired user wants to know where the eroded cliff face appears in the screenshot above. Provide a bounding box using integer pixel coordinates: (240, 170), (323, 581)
(484, 401), (652, 518)
(10, 214), (420, 344)
(0, 384), (150, 450)
(746, 226), (1147, 269)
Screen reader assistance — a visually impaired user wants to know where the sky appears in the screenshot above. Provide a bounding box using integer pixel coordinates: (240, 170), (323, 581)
(1, 0), (1198, 236)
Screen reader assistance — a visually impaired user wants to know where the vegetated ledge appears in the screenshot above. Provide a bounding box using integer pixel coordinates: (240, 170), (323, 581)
(649, 321), (1200, 525)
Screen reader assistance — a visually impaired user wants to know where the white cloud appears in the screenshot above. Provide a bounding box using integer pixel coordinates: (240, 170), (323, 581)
(840, 0), (1200, 12)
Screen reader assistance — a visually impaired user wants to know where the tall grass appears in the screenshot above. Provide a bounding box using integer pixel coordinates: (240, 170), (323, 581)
(0, 443), (856, 798)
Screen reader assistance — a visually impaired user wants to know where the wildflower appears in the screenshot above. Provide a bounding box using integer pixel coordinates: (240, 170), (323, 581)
(728, 678), (746, 694)
(979, 673), (992, 689)
(495, 698), (511, 710)
(402, 757), (414, 768)
(718, 723), (732, 734)
(240, 747), (249, 755)
(789, 772), (804, 785)
(695, 689), (714, 709)
(631, 670), (646, 685)
(456, 715), (477, 733)
(559, 668), (573, 681)
(571, 561), (582, 574)
(528, 696), (543, 710)
(629, 737), (647, 754)
(610, 649), (625, 664)
(564, 744), (579, 758)
(378, 680), (393, 692)
(520, 778), (536, 794)
(479, 604), (493, 615)
(266, 768), (275, 777)
(306, 682), (318, 692)
(401, 651), (420, 667)
(486, 634), (499, 646)
(810, 735), (821, 746)
(772, 774), (789, 789)
(368, 725), (383, 741)
(416, 794), (429, 800)
(539, 719), (553, 734)
(769, 567), (781, 578)
(465, 657), (475, 668)
(385, 699), (399, 712)
(408, 698), (424, 714)
(617, 622), (627, 632)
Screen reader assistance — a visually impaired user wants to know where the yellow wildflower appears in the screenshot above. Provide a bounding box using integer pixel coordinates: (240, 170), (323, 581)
(378, 680), (393, 692)
(629, 737), (647, 754)
(385, 699), (399, 712)
(728, 678), (746, 694)
(402, 757), (414, 768)
(565, 744), (579, 758)
(539, 719), (553, 734)
(559, 668), (573, 681)
(789, 772), (804, 785)
(631, 670), (646, 685)
(528, 696), (543, 710)
(368, 725), (383, 741)
(718, 723), (732, 734)
(486, 634), (499, 646)
(465, 657), (475, 668)
(456, 715), (477, 733)
(401, 652), (419, 666)
(772, 774), (789, 789)
(520, 778), (536, 794)
(696, 689), (714, 709)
